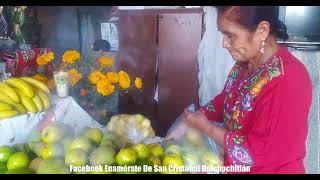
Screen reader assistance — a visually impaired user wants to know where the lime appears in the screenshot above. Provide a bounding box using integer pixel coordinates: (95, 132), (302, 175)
(116, 148), (138, 166)
(148, 143), (164, 158)
(7, 152), (30, 171)
(132, 143), (150, 159)
(162, 154), (184, 174)
(0, 146), (15, 163)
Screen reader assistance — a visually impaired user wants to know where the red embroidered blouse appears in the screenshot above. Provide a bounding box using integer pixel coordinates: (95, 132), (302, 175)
(200, 46), (312, 174)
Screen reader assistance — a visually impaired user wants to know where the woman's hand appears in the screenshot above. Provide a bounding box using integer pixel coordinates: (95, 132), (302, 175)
(183, 108), (227, 147)
(182, 108), (210, 133)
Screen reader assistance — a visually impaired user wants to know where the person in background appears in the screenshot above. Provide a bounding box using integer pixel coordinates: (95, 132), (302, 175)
(93, 39), (111, 52)
(181, 6), (312, 174)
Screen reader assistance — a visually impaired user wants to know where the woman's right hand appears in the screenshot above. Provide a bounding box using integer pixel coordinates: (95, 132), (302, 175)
(164, 119), (188, 141)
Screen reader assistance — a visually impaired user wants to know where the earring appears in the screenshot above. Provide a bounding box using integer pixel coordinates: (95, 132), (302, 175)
(259, 40), (266, 54)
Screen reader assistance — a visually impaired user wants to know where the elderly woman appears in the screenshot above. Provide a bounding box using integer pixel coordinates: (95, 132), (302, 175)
(182, 6), (312, 174)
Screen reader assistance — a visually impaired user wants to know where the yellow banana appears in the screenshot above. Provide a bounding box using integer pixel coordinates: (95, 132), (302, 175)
(0, 82), (20, 103)
(0, 102), (13, 111)
(35, 89), (50, 110)
(14, 88), (37, 113)
(0, 110), (18, 120)
(20, 77), (50, 94)
(5, 78), (34, 98)
(32, 94), (43, 112)
(11, 103), (27, 114)
(0, 93), (17, 105)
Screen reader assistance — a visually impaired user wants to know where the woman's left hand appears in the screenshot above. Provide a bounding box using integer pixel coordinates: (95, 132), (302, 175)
(182, 108), (210, 132)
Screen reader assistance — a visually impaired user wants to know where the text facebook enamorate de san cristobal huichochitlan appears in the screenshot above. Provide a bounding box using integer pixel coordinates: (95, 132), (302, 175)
(70, 164), (251, 173)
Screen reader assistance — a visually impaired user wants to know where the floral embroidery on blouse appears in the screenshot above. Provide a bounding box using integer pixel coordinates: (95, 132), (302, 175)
(225, 131), (254, 166)
(223, 56), (283, 131)
(232, 145), (254, 165)
(223, 56), (284, 166)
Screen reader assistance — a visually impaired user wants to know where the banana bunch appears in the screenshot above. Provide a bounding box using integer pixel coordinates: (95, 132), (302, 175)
(0, 77), (51, 120)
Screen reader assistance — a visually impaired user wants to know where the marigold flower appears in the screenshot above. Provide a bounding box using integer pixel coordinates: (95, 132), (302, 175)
(88, 70), (106, 84)
(68, 68), (82, 86)
(106, 72), (119, 84)
(96, 79), (115, 96)
(36, 51), (54, 66)
(99, 56), (113, 68)
(118, 71), (130, 89)
(134, 77), (143, 89)
(62, 50), (81, 64)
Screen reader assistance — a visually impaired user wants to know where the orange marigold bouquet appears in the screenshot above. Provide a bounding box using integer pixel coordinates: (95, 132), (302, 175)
(71, 50), (143, 125)
(35, 48), (143, 124)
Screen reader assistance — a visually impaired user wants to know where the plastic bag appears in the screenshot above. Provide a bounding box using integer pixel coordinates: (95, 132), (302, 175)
(106, 114), (155, 147)
(164, 104), (224, 174)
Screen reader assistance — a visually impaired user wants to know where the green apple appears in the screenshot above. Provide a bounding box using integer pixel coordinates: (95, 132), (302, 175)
(40, 143), (64, 160)
(37, 158), (70, 174)
(65, 149), (88, 166)
(102, 132), (115, 141)
(90, 146), (115, 166)
(68, 137), (92, 153)
(84, 128), (103, 145)
(41, 123), (66, 144)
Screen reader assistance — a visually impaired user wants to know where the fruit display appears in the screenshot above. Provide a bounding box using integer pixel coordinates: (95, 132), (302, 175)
(0, 77), (51, 120)
(163, 128), (223, 174)
(0, 119), (188, 174)
(106, 114), (155, 146)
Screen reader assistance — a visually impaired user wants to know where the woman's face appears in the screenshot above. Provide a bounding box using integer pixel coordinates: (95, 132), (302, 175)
(217, 13), (262, 62)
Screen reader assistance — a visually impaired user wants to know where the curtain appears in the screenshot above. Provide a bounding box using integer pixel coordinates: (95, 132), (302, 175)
(289, 48), (320, 174)
(197, 6), (234, 106)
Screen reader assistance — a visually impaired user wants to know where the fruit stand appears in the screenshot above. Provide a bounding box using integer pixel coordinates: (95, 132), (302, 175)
(0, 39), (223, 174)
